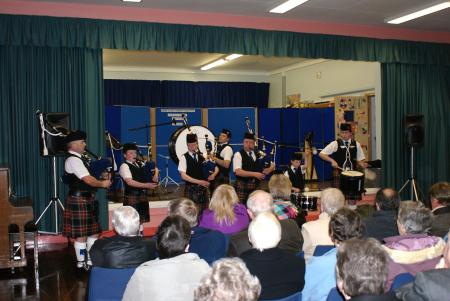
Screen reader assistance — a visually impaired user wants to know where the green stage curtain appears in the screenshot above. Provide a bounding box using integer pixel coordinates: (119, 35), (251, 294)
(1, 14), (450, 65)
(381, 63), (450, 200)
(0, 46), (107, 231)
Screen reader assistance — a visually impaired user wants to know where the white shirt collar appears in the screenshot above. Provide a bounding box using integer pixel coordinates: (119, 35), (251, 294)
(68, 150), (82, 157)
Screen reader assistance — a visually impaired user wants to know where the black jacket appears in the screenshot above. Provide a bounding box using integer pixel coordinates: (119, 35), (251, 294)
(240, 247), (305, 300)
(350, 292), (400, 301)
(90, 235), (157, 269)
(363, 210), (399, 242)
(228, 219), (303, 257)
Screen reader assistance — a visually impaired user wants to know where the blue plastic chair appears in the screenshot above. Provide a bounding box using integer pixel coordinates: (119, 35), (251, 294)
(262, 291), (302, 301)
(313, 245), (335, 256)
(88, 266), (136, 301)
(390, 272), (415, 291)
(326, 287), (345, 301)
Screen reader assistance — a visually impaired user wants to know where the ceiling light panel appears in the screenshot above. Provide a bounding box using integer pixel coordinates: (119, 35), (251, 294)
(387, 1), (450, 24)
(270, 0), (310, 14)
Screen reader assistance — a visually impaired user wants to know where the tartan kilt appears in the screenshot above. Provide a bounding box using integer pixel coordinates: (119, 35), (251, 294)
(209, 175), (230, 193)
(63, 195), (99, 238)
(123, 194), (150, 223)
(235, 179), (259, 205)
(332, 169), (341, 188)
(185, 184), (209, 213)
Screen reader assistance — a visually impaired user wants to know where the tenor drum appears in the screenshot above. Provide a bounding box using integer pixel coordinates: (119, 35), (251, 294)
(168, 126), (216, 163)
(339, 170), (365, 200)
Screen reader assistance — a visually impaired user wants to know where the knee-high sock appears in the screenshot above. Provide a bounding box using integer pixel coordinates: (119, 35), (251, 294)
(74, 241), (87, 262)
(86, 236), (97, 260)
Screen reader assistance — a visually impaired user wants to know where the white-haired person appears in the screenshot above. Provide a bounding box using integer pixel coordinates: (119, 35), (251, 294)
(383, 201), (445, 289)
(240, 212), (305, 300)
(228, 190), (303, 256)
(301, 188), (345, 260)
(194, 257), (261, 301)
(198, 184), (249, 235)
(89, 206), (157, 268)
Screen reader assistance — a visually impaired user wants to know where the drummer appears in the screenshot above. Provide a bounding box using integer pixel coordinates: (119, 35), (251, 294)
(210, 128), (233, 191)
(178, 133), (218, 212)
(319, 123), (368, 188)
(284, 151), (308, 193)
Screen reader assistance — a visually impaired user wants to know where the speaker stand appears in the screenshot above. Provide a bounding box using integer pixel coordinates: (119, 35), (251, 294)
(399, 146), (420, 201)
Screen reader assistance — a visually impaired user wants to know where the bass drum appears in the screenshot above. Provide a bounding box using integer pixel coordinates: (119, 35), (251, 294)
(168, 126), (216, 164)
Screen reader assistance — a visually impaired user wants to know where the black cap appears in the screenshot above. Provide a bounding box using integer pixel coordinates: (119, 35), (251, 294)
(65, 130), (86, 144)
(122, 143), (138, 153)
(221, 128), (231, 138)
(186, 133), (198, 143)
(244, 132), (255, 140)
(340, 123), (352, 132)
(291, 152), (303, 161)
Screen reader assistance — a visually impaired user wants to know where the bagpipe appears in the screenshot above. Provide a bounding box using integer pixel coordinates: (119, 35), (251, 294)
(83, 148), (113, 180)
(244, 117), (277, 175)
(136, 148), (158, 183)
(201, 134), (217, 180)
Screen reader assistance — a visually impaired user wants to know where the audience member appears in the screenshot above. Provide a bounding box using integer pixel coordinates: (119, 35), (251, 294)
(302, 208), (364, 301)
(194, 257), (261, 301)
(363, 188), (400, 241)
(89, 206), (157, 268)
(269, 174), (306, 227)
(123, 216), (210, 301)
(302, 188), (345, 260)
(228, 190), (303, 256)
(199, 184), (249, 234)
(396, 232), (450, 300)
(336, 238), (400, 300)
(383, 201), (445, 289)
(169, 198), (228, 265)
(240, 212), (305, 300)
(428, 181), (450, 237)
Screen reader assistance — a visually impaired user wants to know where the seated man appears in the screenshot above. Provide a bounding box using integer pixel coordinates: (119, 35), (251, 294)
(240, 212), (305, 300)
(89, 206), (157, 268)
(194, 257), (261, 301)
(363, 187), (400, 241)
(169, 198), (228, 265)
(383, 201), (445, 289)
(302, 208), (363, 301)
(228, 190), (303, 257)
(396, 232), (450, 300)
(429, 181), (450, 237)
(302, 188), (345, 260)
(123, 216), (210, 301)
(336, 238), (400, 300)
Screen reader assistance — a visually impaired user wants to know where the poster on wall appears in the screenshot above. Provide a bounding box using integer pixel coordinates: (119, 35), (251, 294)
(334, 96), (371, 160)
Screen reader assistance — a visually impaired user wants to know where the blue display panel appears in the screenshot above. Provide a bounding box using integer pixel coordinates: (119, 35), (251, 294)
(280, 109), (301, 168)
(258, 108), (282, 168)
(155, 108), (202, 183)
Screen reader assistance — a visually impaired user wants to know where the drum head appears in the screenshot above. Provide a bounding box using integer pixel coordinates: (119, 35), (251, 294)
(341, 170), (364, 177)
(168, 125), (216, 163)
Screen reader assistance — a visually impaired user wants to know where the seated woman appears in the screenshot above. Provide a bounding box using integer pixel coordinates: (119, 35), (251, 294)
(89, 206), (157, 268)
(198, 184), (249, 235)
(383, 201), (445, 289)
(268, 174), (305, 227)
(240, 212), (305, 300)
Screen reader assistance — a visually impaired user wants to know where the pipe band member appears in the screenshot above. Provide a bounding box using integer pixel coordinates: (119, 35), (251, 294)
(62, 130), (111, 269)
(119, 143), (159, 233)
(233, 132), (273, 205)
(319, 123), (368, 188)
(210, 128), (233, 191)
(284, 152), (307, 193)
(178, 133), (218, 213)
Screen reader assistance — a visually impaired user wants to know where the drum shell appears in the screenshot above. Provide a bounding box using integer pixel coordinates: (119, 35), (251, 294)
(299, 196), (318, 211)
(339, 172), (365, 199)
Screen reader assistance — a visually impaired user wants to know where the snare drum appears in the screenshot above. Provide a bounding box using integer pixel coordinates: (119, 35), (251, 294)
(299, 195), (318, 211)
(339, 170), (365, 200)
